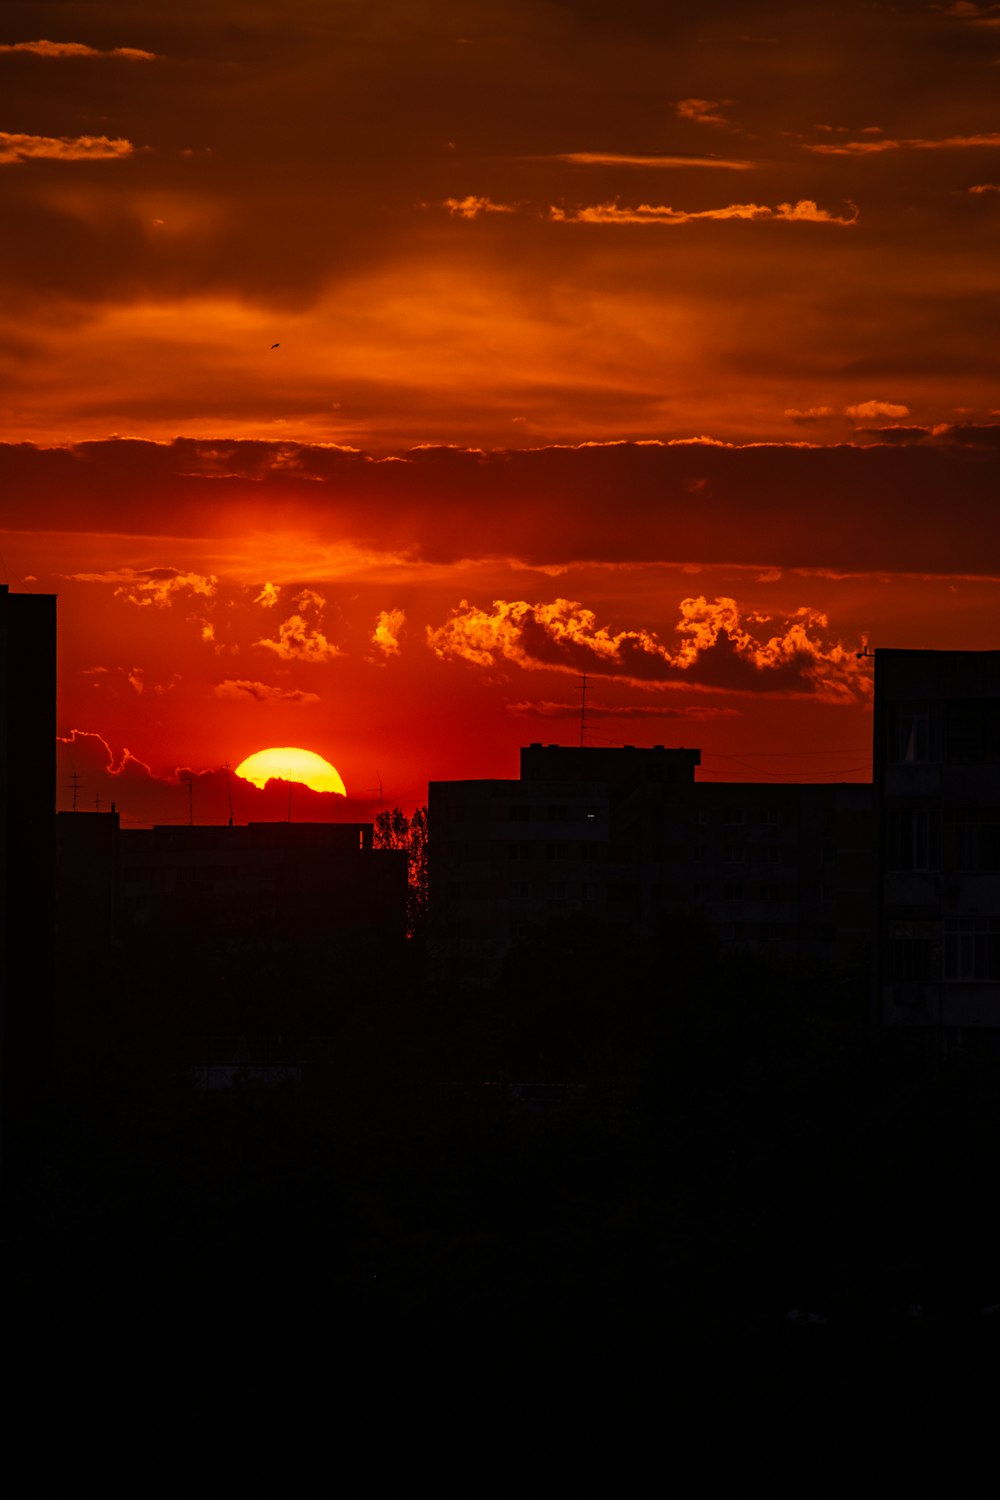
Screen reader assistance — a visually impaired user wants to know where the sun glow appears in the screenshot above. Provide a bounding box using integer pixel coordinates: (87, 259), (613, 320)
(235, 746), (347, 795)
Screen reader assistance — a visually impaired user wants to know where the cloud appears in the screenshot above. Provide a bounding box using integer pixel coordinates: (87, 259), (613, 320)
(14, 436), (1000, 577)
(69, 567), (218, 607)
(969, 183), (1000, 193)
(805, 132), (1000, 155)
(255, 589), (340, 663)
(426, 595), (868, 703)
(844, 399), (911, 420)
(0, 131), (136, 164)
(675, 98), (731, 127)
(253, 582), (280, 608)
(372, 608), (405, 656)
(785, 406), (835, 422)
(549, 199), (858, 226)
(213, 680), (321, 704)
(939, 2), (1000, 21)
(443, 196), (516, 218)
(0, 40), (157, 60)
(545, 151), (752, 169)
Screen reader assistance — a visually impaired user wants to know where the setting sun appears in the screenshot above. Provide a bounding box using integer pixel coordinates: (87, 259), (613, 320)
(235, 747), (347, 796)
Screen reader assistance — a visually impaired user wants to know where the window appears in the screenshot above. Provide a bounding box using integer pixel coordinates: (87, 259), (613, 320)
(890, 701), (930, 764)
(547, 804), (569, 822)
(890, 935), (937, 982)
(724, 846), (745, 864)
(954, 820), (1000, 874)
(545, 881), (568, 901)
(723, 882), (745, 901)
(508, 804), (530, 823)
(724, 806), (745, 826)
(509, 840), (532, 861)
(887, 807), (940, 871)
(509, 881), (531, 901)
(944, 918), (1000, 982)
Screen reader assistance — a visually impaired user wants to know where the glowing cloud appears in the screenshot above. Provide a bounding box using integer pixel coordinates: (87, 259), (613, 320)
(254, 582), (280, 608)
(545, 151), (752, 169)
(372, 608), (405, 656)
(549, 199), (858, 226)
(70, 567), (217, 607)
(0, 40), (157, 60)
(256, 616), (340, 663)
(0, 131), (136, 164)
(785, 406), (836, 422)
(845, 399), (911, 420)
(675, 98), (731, 127)
(426, 595), (867, 703)
(235, 747), (346, 795)
(806, 132), (1000, 155)
(443, 196), (516, 218)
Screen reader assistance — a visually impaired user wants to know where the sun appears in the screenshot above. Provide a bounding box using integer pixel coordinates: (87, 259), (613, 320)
(235, 746), (347, 796)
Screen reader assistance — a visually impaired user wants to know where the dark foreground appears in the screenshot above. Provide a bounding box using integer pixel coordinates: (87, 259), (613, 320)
(6, 944), (1000, 1494)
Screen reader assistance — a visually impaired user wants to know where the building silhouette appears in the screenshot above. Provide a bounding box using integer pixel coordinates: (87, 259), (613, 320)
(0, 585), (56, 1148)
(874, 648), (1000, 1044)
(55, 815), (409, 1053)
(430, 742), (873, 987)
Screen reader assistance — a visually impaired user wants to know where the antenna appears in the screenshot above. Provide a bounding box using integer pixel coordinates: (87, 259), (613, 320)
(224, 761), (234, 826)
(376, 770), (384, 809)
(68, 769), (82, 812)
(287, 778), (292, 823)
(578, 671), (588, 748)
(181, 771), (194, 825)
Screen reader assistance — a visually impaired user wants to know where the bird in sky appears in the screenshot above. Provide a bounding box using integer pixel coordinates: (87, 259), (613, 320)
(270, 342), (280, 349)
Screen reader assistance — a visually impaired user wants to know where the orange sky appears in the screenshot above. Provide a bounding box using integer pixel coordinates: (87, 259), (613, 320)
(1, 1), (998, 824)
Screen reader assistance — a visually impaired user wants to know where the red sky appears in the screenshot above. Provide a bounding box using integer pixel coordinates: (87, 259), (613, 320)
(1, 1), (998, 824)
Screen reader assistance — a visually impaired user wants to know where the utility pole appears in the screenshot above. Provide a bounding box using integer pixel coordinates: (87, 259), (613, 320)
(578, 672), (588, 748)
(224, 762), (234, 826)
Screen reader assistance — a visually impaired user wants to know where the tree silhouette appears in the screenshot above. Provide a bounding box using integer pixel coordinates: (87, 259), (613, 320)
(373, 804), (428, 941)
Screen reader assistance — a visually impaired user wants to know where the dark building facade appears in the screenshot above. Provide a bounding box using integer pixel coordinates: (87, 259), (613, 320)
(874, 648), (1000, 1042)
(0, 586), (56, 1141)
(430, 742), (873, 987)
(55, 816), (409, 1049)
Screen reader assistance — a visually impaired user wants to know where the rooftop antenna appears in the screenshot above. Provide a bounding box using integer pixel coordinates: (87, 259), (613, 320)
(181, 772), (194, 826)
(95, 793), (101, 812)
(856, 636), (873, 660)
(578, 671), (588, 748)
(68, 768), (82, 812)
(287, 778), (293, 823)
(376, 770), (384, 809)
(224, 761), (234, 826)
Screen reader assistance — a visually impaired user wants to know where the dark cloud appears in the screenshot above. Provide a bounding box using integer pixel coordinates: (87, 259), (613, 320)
(3, 435), (999, 576)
